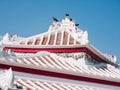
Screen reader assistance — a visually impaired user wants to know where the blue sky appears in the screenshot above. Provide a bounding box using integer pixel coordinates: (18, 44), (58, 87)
(0, 0), (120, 64)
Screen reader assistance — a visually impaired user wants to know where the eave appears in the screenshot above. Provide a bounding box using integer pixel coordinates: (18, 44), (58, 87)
(0, 61), (120, 87)
(3, 44), (119, 67)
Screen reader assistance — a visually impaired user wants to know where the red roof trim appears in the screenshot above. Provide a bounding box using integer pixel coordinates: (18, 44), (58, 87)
(0, 63), (120, 87)
(4, 47), (106, 63)
(4, 47), (86, 53)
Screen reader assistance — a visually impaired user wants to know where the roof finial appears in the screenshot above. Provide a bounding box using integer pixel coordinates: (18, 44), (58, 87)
(53, 17), (58, 22)
(75, 24), (79, 26)
(66, 14), (69, 16)
(65, 14), (70, 19)
(70, 18), (72, 21)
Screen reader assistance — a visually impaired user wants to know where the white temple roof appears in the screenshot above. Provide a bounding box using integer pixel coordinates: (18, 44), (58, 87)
(14, 76), (111, 90)
(0, 51), (120, 86)
(0, 68), (120, 90)
(1, 15), (118, 67)
(0, 14), (120, 89)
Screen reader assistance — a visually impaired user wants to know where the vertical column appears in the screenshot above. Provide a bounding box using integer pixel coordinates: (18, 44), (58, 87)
(67, 33), (70, 45)
(74, 37), (76, 45)
(60, 30), (64, 45)
(32, 38), (36, 45)
(25, 40), (29, 45)
(46, 34), (51, 45)
(40, 36), (44, 45)
(54, 32), (57, 45)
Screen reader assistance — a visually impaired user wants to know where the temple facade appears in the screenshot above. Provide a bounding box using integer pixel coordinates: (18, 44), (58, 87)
(0, 14), (120, 90)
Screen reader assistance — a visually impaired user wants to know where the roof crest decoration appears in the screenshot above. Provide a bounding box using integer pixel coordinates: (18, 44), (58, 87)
(2, 33), (22, 45)
(48, 14), (89, 45)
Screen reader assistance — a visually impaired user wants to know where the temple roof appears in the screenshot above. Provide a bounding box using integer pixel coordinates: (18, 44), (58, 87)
(0, 51), (120, 87)
(14, 76), (111, 90)
(0, 15), (120, 89)
(0, 66), (120, 90)
(1, 68), (118, 90)
(1, 15), (119, 67)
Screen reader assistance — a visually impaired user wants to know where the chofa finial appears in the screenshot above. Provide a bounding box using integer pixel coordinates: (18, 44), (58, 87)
(65, 14), (70, 19)
(66, 14), (69, 16)
(75, 24), (79, 26)
(53, 17), (58, 22)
